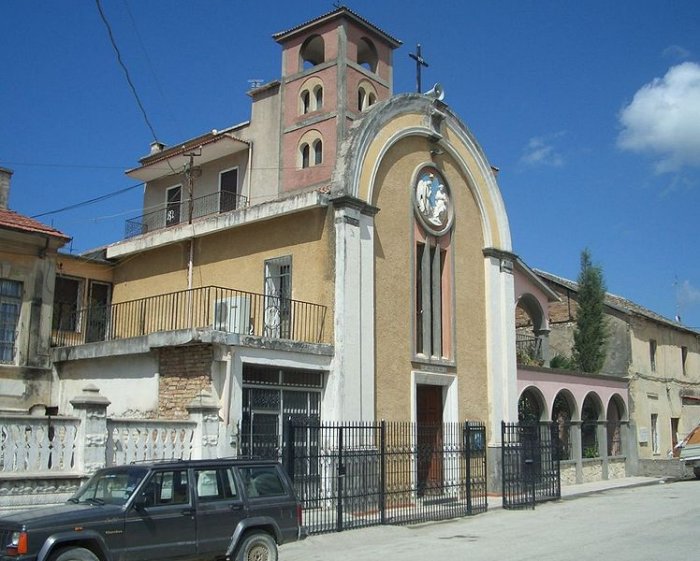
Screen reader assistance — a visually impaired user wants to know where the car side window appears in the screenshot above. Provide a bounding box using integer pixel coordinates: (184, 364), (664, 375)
(195, 467), (238, 502)
(142, 470), (189, 507)
(239, 466), (286, 498)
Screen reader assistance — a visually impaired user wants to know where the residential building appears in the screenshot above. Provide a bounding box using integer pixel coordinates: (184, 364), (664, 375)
(536, 269), (700, 476)
(0, 167), (70, 413)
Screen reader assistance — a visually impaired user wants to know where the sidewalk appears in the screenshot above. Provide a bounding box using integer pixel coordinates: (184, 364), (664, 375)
(282, 476), (685, 561)
(487, 475), (664, 509)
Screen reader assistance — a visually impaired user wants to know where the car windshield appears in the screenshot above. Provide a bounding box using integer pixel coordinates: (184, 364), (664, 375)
(70, 467), (148, 506)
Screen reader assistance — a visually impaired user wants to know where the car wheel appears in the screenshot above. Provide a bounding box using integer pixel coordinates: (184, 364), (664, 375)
(235, 531), (278, 561)
(694, 467), (700, 479)
(49, 547), (100, 561)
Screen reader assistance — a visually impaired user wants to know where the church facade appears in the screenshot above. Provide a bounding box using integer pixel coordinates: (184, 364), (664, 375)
(46, 7), (517, 477)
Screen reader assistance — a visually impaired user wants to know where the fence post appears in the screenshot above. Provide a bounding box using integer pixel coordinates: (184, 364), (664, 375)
(187, 390), (220, 460)
(337, 425), (344, 532)
(283, 417), (296, 480)
(70, 385), (111, 474)
(380, 420), (386, 525)
(465, 421), (472, 515)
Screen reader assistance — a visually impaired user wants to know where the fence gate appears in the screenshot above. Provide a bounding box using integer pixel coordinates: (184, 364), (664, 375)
(501, 421), (561, 509)
(284, 420), (487, 534)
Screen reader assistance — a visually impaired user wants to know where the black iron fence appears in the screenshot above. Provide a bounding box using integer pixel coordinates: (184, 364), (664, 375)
(125, 191), (248, 239)
(51, 285), (328, 347)
(501, 421), (561, 509)
(282, 419), (487, 534)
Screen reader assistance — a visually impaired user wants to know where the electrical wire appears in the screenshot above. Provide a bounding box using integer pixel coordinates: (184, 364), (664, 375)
(31, 182), (144, 219)
(95, 0), (160, 144)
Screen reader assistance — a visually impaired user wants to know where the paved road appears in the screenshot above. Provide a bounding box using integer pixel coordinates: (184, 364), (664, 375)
(282, 480), (699, 561)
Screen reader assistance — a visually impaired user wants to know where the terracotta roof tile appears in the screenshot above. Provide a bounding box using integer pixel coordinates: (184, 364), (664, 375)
(0, 208), (70, 241)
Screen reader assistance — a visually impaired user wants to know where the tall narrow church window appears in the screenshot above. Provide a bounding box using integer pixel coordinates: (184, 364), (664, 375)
(413, 167), (453, 360)
(313, 139), (323, 165)
(301, 90), (311, 114)
(300, 144), (310, 168)
(314, 86), (323, 110)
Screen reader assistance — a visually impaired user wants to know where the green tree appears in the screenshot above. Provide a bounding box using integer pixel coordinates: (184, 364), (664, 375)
(572, 249), (608, 373)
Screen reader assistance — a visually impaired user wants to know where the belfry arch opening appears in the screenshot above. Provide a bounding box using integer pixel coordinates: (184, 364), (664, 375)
(300, 34), (325, 70)
(357, 37), (378, 72)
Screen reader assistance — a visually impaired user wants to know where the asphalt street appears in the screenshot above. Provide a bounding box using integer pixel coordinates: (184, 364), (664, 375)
(282, 479), (699, 561)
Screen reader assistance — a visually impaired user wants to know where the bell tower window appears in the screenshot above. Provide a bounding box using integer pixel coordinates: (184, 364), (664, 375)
(357, 37), (378, 72)
(300, 34), (325, 70)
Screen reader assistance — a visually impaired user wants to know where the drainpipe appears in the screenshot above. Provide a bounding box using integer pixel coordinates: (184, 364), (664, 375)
(246, 142), (253, 207)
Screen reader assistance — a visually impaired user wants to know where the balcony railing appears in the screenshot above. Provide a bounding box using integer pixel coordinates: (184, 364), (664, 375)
(125, 191), (248, 239)
(516, 333), (543, 365)
(51, 286), (328, 348)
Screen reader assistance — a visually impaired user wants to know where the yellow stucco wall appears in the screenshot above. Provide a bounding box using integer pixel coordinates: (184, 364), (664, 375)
(371, 134), (488, 422)
(111, 207), (335, 336)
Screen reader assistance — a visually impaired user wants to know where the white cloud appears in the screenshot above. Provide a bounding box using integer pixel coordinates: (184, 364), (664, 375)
(678, 280), (700, 306)
(617, 62), (700, 173)
(520, 134), (564, 167)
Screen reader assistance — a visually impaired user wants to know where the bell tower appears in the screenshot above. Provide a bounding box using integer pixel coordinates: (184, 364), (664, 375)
(273, 6), (401, 192)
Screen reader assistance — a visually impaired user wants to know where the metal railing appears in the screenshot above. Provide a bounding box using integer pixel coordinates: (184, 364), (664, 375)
(516, 333), (542, 364)
(282, 419), (487, 534)
(51, 285), (328, 347)
(125, 191), (248, 239)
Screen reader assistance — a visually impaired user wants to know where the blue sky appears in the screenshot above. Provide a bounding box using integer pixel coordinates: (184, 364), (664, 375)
(2, 1), (699, 329)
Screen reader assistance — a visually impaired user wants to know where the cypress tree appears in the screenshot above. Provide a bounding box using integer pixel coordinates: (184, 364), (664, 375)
(572, 249), (608, 373)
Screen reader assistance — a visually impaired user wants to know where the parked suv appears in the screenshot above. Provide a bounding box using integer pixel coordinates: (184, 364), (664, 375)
(0, 458), (304, 561)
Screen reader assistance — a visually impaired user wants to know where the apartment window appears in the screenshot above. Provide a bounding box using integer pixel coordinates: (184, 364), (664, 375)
(671, 417), (680, 454)
(165, 185), (182, 226)
(651, 413), (659, 455)
(264, 257), (292, 339)
(649, 339), (657, 372)
(219, 167), (239, 212)
(0, 279), (22, 363)
(681, 346), (688, 376)
(52, 277), (82, 332)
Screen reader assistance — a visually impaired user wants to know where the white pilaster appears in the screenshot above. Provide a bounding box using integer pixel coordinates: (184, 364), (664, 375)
(484, 253), (517, 443)
(329, 198), (376, 422)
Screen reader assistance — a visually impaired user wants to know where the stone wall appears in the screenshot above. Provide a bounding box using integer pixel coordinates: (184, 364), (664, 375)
(158, 345), (213, 419)
(637, 458), (695, 480)
(0, 474), (84, 511)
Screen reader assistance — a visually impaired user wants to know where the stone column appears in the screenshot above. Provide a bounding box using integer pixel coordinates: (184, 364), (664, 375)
(599, 421), (609, 480)
(534, 327), (551, 366)
(571, 421), (583, 483)
(70, 385), (111, 474)
(187, 390), (221, 460)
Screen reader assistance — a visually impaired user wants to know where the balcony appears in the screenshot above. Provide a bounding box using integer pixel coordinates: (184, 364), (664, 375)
(51, 286), (328, 348)
(516, 332), (543, 366)
(125, 191), (248, 239)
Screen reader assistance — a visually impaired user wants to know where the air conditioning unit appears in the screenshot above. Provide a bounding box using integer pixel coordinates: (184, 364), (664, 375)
(213, 296), (251, 334)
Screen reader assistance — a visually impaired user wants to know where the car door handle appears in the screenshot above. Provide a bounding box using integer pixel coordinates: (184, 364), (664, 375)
(181, 508), (195, 516)
(230, 504), (244, 511)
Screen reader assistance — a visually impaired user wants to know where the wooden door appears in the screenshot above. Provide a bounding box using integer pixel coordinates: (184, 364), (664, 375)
(416, 384), (443, 495)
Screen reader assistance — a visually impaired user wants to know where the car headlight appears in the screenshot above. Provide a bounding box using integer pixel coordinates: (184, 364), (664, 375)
(6, 531), (28, 555)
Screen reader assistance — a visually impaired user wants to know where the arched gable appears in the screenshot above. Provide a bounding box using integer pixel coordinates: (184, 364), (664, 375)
(332, 94), (512, 252)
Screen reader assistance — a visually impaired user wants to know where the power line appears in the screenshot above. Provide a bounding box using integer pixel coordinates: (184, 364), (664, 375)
(31, 182), (143, 219)
(95, 0), (160, 144)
